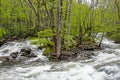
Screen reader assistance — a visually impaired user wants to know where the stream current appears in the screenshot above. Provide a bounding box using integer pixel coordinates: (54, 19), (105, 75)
(0, 37), (120, 80)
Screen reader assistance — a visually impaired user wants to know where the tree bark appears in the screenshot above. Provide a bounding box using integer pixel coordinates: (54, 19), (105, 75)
(56, 0), (62, 58)
(115, 0), (120, 19)
(67, 0), (72, 45)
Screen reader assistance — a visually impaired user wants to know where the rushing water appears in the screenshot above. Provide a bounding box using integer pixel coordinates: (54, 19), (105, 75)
(0, 37), (120, 80)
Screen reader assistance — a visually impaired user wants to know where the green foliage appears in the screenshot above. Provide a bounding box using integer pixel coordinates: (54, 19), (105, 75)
(43, 47), (53, 57)
(38, 29), (56, 38)
(107, 27), (120, 43)
(30, 38), (54, 47)
(31, 29), (55, 48)
(82, 36), (96, 45)
(1, 0), (120, 59)
(0, 28), (6, 38)
(63, 35), (76, 50)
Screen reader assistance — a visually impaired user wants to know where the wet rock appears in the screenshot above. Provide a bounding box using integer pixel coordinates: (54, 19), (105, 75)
(76, 51), (94, 60)
(20, 52), (37, 57)
(77, 54), (87, 60)
(0, 47), (38, 63)
(28, 53), (37, 57)
(20, 52), (29, 56)
(10, 52), (19, 59)
(21, 47), (32, 54)
(58, 51), (77, 61)
(55, 50), (95, 61)
(77, 54), (90, 60)
(0, 56), (10, 62)
(20, 47), (37, 57)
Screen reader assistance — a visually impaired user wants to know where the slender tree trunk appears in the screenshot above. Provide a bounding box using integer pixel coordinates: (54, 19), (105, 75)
(115, 0), (120, 19)
(62, 0), (69, 47)
(27, 0), (41, 31)
(99, 33), (104, 47)
(67, 0), (72, 46)
(77, 2), (82, 45)
(56, 0), (62, 58)
(50, 0), (57, 52)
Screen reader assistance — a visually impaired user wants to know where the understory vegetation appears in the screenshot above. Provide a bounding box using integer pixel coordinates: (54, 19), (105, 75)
(1, 0), (120, 59)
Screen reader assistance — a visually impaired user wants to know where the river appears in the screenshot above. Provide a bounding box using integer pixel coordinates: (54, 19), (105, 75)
(0, 37), (120, 80)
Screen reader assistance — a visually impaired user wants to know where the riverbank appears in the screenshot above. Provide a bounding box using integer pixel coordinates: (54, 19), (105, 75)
(0, 38), (100, 64)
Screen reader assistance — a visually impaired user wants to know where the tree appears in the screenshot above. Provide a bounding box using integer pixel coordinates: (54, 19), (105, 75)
(56, 0), (62, 58)
(115, 0), (120, 19)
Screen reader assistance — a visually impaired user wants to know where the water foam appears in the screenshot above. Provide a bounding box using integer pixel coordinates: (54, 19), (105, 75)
(0, 37), (120, 80)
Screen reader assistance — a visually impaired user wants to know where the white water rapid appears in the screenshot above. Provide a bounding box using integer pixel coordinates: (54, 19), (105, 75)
(0, 37), (120, 80)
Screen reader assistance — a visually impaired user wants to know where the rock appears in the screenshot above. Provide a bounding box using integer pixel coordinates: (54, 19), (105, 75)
(20, 47), (37, 57)
(77, 54), (89, 60)
(28, 53), (37, 57)
(76, 51), (94, 60)
(57, 50), (95, 61)
(20, 47), (32, 56)
(0, 56), (10, 62)
(21, 47), (32, 53)
(10, 52), (19, 59)
(58, 51), (77, 61)
(20, 52), (29, 56)
(21, 52), (37, 57)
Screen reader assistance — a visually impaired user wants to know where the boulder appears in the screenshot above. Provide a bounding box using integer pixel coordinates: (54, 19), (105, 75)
(20, 47), (37, 57)
(21, 47), (32, 54)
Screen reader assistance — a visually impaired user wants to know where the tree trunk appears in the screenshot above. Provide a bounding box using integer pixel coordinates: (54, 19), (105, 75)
(56, 0), (62, 58)
(62, 0), (69, 47)
(67, 0), (72, 46)
(115, 0), (120, 19)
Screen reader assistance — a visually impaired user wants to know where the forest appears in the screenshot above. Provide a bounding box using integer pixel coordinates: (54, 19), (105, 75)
(0, 0), (120, 60)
